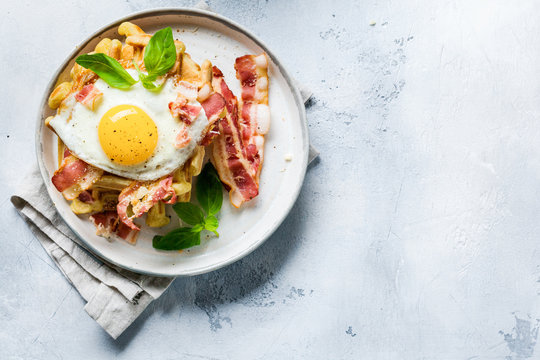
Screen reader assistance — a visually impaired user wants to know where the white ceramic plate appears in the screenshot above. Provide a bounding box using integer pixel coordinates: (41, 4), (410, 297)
(36, 9), (308, 277)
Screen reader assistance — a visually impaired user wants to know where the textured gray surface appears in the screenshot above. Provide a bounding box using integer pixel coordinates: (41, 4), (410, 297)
(2, 0), (540, 359)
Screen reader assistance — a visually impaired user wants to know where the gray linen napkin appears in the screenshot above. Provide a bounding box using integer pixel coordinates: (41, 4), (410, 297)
(11, 177), (175, 339)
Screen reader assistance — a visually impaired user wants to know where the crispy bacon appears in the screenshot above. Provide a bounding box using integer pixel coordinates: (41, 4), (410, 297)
(211, 66), (261, 208)
(169, 96), (188, 113)
(117, 187), (140, 230)
(199, 122), (220, 146)
(234, 54), (270, 181)
(51, 155), (103, 200)
(170, 79), (225, 147)
(78, 190), (94, 204)
(169, 81), (204, 126)
(235, 55), (258, 101)
(169, 80), (212, 149)
(169, 95), (202, 125)
(90, 211), (119, 238)
(183, 104), (202, 120)
(90, 211), (139, 244)
(75, 84), (103, 110)
(175, 126), (191, 149)
(210, 55), (269, 207)
(52, 158), (87, 192)
(117, 175), (176, 230)
(116, 222), (139, 244)
(200, 92), (226, 145)
(201, 92), (226, 121)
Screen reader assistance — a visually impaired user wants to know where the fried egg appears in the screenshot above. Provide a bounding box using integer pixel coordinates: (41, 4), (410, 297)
(49, 70), (208, 181)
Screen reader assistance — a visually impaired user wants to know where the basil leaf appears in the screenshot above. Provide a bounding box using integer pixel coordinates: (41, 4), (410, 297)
(204, 215), (219, 237)
(172, 202), (205, 226)
(140, 75), (159, 90)
(192, 223), (204, 233)
(132, 60), (145, 79)
(132, 60), (164, 91)
(131, 60), (157, 90)
(152, 227), (201, 250)
(75, 53), (136, 89)
(144, 27), (177, 77)
(196, 163), (223, 216)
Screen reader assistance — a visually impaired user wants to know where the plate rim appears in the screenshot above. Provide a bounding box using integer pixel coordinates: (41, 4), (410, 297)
(35, 7), (309, 277)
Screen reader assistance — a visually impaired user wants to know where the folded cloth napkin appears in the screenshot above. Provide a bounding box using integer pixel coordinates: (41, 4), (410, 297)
(11, 76), (316, 340)
(11, 179), (175, 339)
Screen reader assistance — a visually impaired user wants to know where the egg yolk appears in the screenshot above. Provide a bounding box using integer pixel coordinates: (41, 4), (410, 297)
(98, 105), (158, 165)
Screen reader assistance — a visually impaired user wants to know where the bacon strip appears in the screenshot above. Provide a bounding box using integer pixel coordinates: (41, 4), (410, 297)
(52, 155), (103, 200)
(235, 54), (270, 181)
(168, 95), (202, 125)
(201, 92), (226, 120)
(200, 92), (226, 145)
(211, 66), (261, 208)
(199, 122), (220, 147)
(170, 80), (224, 148)
(90, 211), (139, 244)
(90, 211), (119, 238)
(75, 84), (103, 110)
(117, 175), (176, 230)
(116, 222), (139, 244)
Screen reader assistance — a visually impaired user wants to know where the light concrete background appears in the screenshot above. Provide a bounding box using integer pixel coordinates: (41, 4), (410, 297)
(2, 0), (540, 358)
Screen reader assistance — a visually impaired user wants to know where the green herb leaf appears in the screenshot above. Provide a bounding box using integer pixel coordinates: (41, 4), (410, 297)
(144, 27), (177, 77)
(152, 227), (201, 250)
(132, 60), (147, 83)
(172, 202), (205, 226)
(204, 215), (219, 237)
(196, 163), (223, 216)
(192, 223), (204, 233)
(140, 75), (158, 90)
(75, 53), (137, 89)
(132, 60), (164, 91)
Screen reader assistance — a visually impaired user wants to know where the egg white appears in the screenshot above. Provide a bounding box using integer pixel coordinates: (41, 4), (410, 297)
(49, 70), (208, 181)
